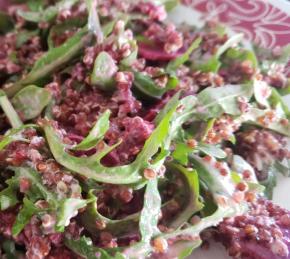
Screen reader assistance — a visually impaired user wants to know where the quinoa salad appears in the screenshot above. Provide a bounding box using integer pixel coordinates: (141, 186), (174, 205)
(0, 0), (290, 258)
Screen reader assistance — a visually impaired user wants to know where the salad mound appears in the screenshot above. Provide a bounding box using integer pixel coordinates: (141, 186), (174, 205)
(0, 0), (289, 258)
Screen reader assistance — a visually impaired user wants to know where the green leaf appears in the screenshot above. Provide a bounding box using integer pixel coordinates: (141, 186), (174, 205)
(159, 203), (246, 249)
(0, 177), (19, 211)
(196, 83), (253, 119)
(121, 40), (138, 67)
(123, 179), (161, 258)
(16, 30), (39, 48)
(260, 169), (277, 199)
(240, 107), (290, 137)
(0, 124), (37, 151)
(197, 143), (227, 159)
(81, 190), (139, 236)
(168, 164), (203, 228)
(73, 110), (111, 150)
(223, 47), (258, 68)
(0, 11), (14, 33)
(56, 198), (89, 232)
(11, 167), (57, 206)
(12, 198), (39, 237)
(167, 37), (201, 72)
(151, 0), (179, 11)
(2, 240), (24, 259)
(43, 103), (177, 184)
(4, 28), (89, 97)
(278, 85), (290, 96)
(18, 0), (78, 23)
(231, 155), (258, 182)
(133, 72), (178, 98)
(190, 155), (236, 197)
(65, 236), (123, 259)
(273, 160), (290, 177)
(12, 85), (52, 120)
(253, 80), (271, 108)
(0, 90), (23, 128)
(90, 52), (118, 90)
(269, 88), (290, 119)
(86, 0), (103, 42)
(172, 142), (192, 165)
(194, 33), (244, 73)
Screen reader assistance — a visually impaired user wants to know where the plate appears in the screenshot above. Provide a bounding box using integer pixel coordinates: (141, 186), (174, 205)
(169, 1), (290, 258)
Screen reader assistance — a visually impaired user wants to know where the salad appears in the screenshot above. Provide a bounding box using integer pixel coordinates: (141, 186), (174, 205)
(0, 0), (290, 258)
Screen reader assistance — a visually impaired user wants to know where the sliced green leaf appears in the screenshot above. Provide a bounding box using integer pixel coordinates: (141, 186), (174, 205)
(81, 191), (139, 236)
(196, 83), (253, 119)
(240, 107), (290, 137)
(90, 52), (118, 90)
(56, 198), (89, 232)
(168, 164), (203, 228)
(172, 142), (192, 165)
(18, 0), (78, 23)
(12, 198), (39, 237)
(73, 110), (111, 150)
(253, 80), (271, 108)
(0, 124), (37, 151)
(12, 85), (52, 120)
(167, 37), (201, 72)
(44, 103), (177, 184)
(86, 0), (103, 42)
(0, 90), (23, 128)
(0, 11), (13, 33)
(4, 28), (89, 97)
(133, 72), (178, 98)
(123, 179), (161, 258)
(0, 177), (19, 211)
(197, 143), (227, 159)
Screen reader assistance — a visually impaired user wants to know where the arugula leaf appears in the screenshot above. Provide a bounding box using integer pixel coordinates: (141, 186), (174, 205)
(4, 28), (89, 97)
(90, 52), (118, 90)
(273, 160), (290, 177)
(269, 88), (290, 119)
(0, 11), (13, 33)
(253, 80), (271, 108)
(2, 240), (24, 259)
(168, 163), (203, 228)
(16, 30), (39, 48)
(239, 107), (290, 137)
(11, 167), (57, 206)
(18, 0), (78, 23)
(86, 0), (103, 42)
(12, 85), (52, 121)
(195, 33), (244, 72)
(196, 83), (253, 119)
(0, 90), (23, 128)
(166, 37), (201, 72)
(65, 236), (124, 259)
(172, 142), (192, 165)
(231, 155), (258, 182)
(0, 177), (19, 211)
(56, 198), (90, 232)
(133, 71), (178, 98)
(73, 110), (111, 150)
(81, 190), (139, 236)
(260, 169), (277, 199)
(0, 124), (37, 151)
(197, 143), (227, 159)
(278, 85), (290, 96)
(222, 47), (258, 69)
(190, 155), (236, 197)
(43, 104), (177, 184)
(12, 198), (39, 237)
(123, 179), (161, 258)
